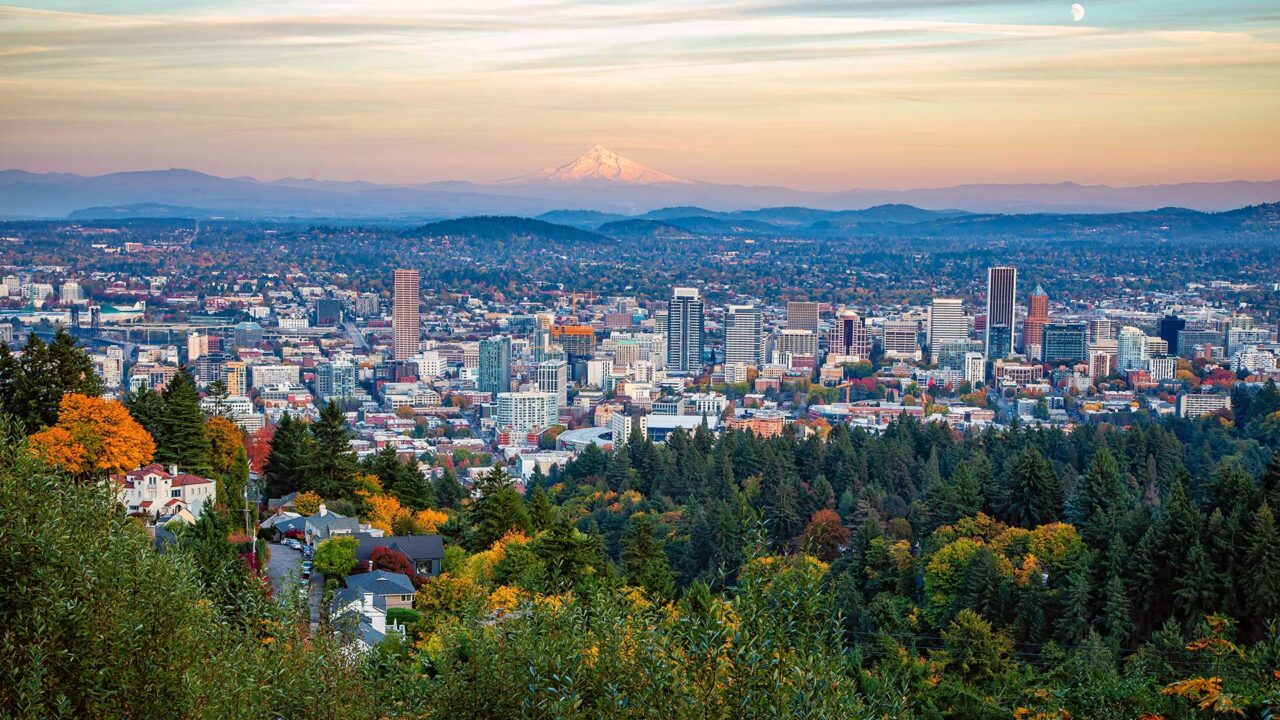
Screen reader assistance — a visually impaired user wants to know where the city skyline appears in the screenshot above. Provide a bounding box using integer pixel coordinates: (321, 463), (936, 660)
(2, 1), (1278, 188)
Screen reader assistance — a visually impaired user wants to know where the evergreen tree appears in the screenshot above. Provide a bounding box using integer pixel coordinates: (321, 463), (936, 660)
(158, 370), (212, 475)
(262, 413), (313, 499)
(433, 465), (466, 510)
(1172, 542), (1216, 625)
(527, 483), (556, 530)
(1244, 503), (1280, 631)
(307, 401), (358, 498)
(469, 466), (531, 550)
(927, 461), (983, 529)
(1004, 447), (1062, 528)
(533, 515), (601, 592)
(392, 463), (434, 512)
(124, 383), (167, 447)
(1056, 550), (1095, 645)
(0, 330), (104, 431)
(1069, 446), (1128, 545)
(621, 512), (674, 599)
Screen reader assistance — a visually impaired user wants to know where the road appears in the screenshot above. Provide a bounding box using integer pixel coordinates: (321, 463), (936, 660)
(265, 542), (323, 628)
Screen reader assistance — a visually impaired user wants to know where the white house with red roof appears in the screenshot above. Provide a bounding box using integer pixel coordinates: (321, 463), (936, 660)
(112, 464), (217, 520)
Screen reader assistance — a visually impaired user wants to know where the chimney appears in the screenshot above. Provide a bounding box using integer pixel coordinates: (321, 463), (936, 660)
(169, 464), (178, 475)
(318, 503), (328, 516)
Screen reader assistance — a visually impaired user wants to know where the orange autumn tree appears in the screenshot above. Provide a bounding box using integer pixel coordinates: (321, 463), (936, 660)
(29, 394), (155, 480)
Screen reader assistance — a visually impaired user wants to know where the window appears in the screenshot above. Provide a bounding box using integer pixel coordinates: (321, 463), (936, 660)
(172, 490), (181, 498)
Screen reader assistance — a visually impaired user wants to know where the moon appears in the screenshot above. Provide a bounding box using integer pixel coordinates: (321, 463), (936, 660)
(1071, 3), (1085, 21)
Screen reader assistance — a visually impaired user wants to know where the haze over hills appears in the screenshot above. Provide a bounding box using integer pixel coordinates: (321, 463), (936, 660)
(2, 146), (1279, 219)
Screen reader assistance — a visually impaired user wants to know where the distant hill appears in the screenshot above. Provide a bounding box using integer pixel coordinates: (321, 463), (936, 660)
(67, 202), (225, 220)
(407, 216), (605, 243)
(536, 209), (629, 230)
(596, 219), (696, 240)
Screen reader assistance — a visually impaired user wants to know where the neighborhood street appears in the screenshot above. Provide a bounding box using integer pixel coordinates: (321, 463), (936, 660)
(265, 542), (322, 627)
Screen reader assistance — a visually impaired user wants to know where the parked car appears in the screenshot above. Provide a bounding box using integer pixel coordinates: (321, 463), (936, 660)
(301, 561), (312, 579)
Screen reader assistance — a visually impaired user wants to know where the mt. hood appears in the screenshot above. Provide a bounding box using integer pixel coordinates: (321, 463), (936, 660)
(500, 145), (688, 185)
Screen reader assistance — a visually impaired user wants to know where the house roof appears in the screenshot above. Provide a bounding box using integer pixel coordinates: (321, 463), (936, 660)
(345, 570), (415, 596)
(353, 533), (444, 567)
(112, 463), (214, 489)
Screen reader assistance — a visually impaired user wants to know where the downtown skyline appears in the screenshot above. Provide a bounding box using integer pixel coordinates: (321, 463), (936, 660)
(2, 0), (1278, 189)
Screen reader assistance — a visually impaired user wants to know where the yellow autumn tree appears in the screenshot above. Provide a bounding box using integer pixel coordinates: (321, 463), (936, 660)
(363, 491), (407, 534)
(294, 490), (323, 516)
(204, 416), (245, 477)
(414, 508), (449, 534)
(29, 394), (155, 480)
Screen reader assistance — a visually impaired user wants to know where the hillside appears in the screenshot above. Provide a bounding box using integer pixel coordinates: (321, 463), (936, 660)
(408, 215), (606, 243)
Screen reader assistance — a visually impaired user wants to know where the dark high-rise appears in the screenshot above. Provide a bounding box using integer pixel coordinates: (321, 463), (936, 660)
(985, 266), (1017, 360)
(1159, 314), (1186, 357)
(1041, 322), (1087, 364)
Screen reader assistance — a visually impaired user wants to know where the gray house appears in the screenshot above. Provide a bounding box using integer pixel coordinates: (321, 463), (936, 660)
(353, 533), (445, 577)
(345, 570), (416, 611)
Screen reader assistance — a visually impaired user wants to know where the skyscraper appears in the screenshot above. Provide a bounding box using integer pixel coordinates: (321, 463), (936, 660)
(478, 335), (512, 397)
(666, 287), (704, 373)
(536, 359), (569, 407)
(927, 298), (967, 354)
(1159, 314), (1186, 357)
(786, 301), (821, 332)
(830, 308), (871, 360)
(725, 304), (763, 368)
(1117, 326), (1149, 371)
(1024, 285), (1049, 354)
(1041, 322), (1087, 364)
(393, 269), (420, 360)
(985, 266), (1017, 360)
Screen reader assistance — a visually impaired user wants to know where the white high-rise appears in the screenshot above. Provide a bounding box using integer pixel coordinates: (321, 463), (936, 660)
(1117, 326), (1149, 372)
(496, 391), (558, 433)
(928, 298), (968, 352)
(536, 359), (569, 407)
(724, 304), (763, 368)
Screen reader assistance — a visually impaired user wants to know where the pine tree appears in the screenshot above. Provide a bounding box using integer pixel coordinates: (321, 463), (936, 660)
(158, 370), (212, 475)
(1056, 550), (1095, 645)
(1101, 573), (1133, 649)
(1069, 446), (1128, 545)
(1004, 447), (1062, 528)
(392, 463), (434, 512)
(433, 465), (466, 510)
(124, 384), (167, 448)
(262, 413), (313, 499)
(307, 401), (357, 498)
(1172, 542), (1216, 625)
(527, 483), (556, 530)
(1244, 503), (1280, 630)
(621, 512), (674, 600)
(1, 330), (104, 431)
(469, 466), (531, 550)
(927, 460), (983, 530)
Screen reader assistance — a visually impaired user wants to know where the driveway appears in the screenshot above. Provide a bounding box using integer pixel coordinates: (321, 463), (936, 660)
(264, 542), (323, 628)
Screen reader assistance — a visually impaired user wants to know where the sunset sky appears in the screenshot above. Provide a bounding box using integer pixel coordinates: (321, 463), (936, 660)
(1, 0), (1278, 189)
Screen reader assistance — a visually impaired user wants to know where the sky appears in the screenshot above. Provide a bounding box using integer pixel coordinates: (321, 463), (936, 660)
(1, 0), (1278, 189)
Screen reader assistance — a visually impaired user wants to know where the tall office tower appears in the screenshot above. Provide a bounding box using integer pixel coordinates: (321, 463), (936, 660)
(776, 329), (818, 360)
(393, 269), (421, 360)
(495, 391), (558, 434)
(313, 298), (344, 326)
(654, 310), (669, 338)
(186, 331), (208, 364)
(233, 321), (264, 349)
(536, 359), (569, 407)
(478, 335), (512, 396)
(1088, 318), (1118, 345)
(666, 287), (705, 373)
(786, 301), (821, 333)
(316, 360), (357, 400)
(927, 298), (967, 355)
(882, 320), (921, 359)
(224, 361), (247, 396)
(60, 280), (83, 304)
(1159, 314), (1186, 357)
(830, 308), (871, 359)
(552, 325), (596, 361)
(725, 305), (764, 368)
(1041, 322), (1087, 364)
(985, 266), (1017, 360)
(1117, 326), (1150, 371)
(1023, 285), (1049, 352)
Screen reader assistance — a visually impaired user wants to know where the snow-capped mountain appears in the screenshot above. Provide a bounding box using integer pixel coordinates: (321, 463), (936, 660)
(500, 145), (689, 185)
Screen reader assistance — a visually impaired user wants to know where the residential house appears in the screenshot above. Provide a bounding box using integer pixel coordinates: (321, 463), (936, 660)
(329, 587), (387, 653)
(305, 507), (362, 546)
(353, 533), (445, 577)
(344, 570), (415, 611)
(113, 464), (217, 519)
